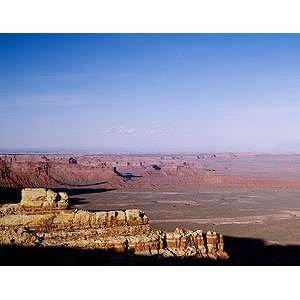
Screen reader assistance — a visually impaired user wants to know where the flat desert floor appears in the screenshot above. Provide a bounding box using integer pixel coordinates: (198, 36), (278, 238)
(71, 188), (300, 246)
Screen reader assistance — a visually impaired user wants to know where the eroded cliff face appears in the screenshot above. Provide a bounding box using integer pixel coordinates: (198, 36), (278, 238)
(0, 188), (228, 260)
(1, 154), (292, 192)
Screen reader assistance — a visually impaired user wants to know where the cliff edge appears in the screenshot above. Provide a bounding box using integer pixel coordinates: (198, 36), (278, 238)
(0, 188), (229, 260)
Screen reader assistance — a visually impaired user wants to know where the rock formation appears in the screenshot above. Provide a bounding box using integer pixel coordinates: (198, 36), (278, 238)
(0, 188), (229, 260)
(20, 188), (69, 210)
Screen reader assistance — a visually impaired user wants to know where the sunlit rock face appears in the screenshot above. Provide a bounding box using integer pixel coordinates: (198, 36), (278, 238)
(0, 188), (229, 260)
(20, 188), (69, 210)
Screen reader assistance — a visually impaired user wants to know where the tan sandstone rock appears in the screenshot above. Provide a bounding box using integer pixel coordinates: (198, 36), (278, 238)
(21, 188), (48, 208)
(0, 188), (229, 261)
(20, 188), (69, 210)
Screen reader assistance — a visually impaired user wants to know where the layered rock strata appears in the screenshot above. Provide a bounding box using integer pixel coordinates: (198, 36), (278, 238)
(0, 188), (228, 260)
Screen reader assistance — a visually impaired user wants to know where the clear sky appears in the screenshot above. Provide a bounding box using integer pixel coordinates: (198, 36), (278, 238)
(1, 34), (300, 153)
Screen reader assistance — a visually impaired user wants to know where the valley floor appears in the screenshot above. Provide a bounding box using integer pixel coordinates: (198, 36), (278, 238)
(72, 188), (300, 246)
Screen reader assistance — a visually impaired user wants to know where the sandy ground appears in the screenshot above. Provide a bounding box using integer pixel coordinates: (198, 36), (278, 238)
(71, 188), (300, 246)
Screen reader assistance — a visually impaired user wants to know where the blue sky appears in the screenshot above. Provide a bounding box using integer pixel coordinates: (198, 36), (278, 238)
(1, 34), (300, 153)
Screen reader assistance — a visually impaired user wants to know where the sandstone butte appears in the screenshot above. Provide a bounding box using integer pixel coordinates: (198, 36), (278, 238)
(0, 188), (229, 260)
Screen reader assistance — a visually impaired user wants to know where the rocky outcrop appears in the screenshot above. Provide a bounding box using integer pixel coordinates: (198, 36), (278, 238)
(20, 188), (69, 209)
(0, 188), (229, 260)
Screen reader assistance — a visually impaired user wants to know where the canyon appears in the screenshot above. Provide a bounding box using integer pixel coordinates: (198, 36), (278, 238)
(2, 153), (300, 264)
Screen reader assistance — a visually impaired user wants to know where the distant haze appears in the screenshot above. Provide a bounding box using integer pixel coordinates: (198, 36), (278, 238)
(1, 34), (300, 153)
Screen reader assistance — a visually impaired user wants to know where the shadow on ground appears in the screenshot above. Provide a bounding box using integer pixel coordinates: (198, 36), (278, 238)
(54, 188), (116, 196)
(68, 197), (90, 206)
(225, 236), (300, 265)
(0, 187), (115, 205)
(0, 245), (224, 266)
(1, 236), (300, 265)
(56, 188), (116, 207)
(0, 188), (22, 204)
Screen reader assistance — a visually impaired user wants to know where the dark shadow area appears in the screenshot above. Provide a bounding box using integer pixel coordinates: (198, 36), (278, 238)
(53, 188), (116, 196)
(0, 188), (21, 204)
(225, 236), (300, 265)
(55, 188), (116, 207)
(113, 167), (143, 181)
(48, 175), (108, 187)
(2, 235), (300, 265)
(0, 187), (114, 206)
(152, 165), (161, 170)
(68, 197), (90, 206)
(0, 245), (226, 266)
